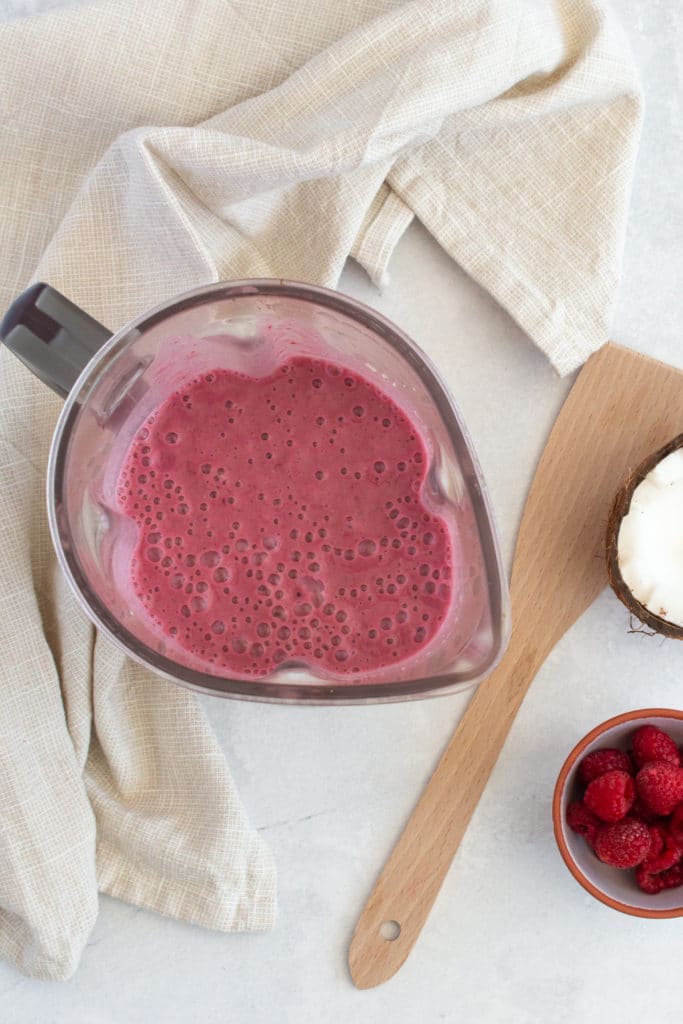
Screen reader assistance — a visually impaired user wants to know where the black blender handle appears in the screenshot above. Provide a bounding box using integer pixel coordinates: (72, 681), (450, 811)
(0, 282), (113, 398)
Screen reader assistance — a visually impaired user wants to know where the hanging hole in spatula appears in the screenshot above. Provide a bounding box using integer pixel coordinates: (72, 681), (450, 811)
(380, 920), (401, 941)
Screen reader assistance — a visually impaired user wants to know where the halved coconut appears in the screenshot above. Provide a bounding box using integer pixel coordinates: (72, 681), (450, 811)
(606, 433), (683, 638)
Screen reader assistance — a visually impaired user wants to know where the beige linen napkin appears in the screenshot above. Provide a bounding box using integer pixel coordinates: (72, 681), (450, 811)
(0, 0), (640, 982)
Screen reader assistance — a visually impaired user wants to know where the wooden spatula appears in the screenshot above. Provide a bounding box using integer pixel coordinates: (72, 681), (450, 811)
(349, 342), (683, 989)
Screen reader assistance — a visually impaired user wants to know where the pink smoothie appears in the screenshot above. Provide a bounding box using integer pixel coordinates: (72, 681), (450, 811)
(116, 356), (455, 679)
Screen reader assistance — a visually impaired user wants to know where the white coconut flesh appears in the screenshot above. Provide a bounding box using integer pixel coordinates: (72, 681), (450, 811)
(617, 449), (683, 627)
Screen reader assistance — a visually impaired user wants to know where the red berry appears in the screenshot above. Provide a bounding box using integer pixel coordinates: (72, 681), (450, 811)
(669, 804), (683, 844)
(584, 770), (635, 822)
(645, 824), (665, 859)
(636, 762), (683, 816)
(643, 825), (680, 873)
(658, 861), (683, 889)
(636, 866), (665, 894)
(566, 801), (601, 846)
(577, 748), (633, 784)
(632, 725), (680, 769)
(594, 819), (651, 868)
(636, 860), (683, 895)
(630, 797), (662, 825)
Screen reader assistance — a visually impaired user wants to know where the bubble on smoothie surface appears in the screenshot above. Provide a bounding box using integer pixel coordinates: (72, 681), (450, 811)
(115, 356), (454, 678)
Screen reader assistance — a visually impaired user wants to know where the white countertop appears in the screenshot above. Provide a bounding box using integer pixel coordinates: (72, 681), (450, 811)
(3, 1), (683, 1022)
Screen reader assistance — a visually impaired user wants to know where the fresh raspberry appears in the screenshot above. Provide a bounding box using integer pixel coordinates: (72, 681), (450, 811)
(584, 770), (635, 822)
(630, 797), (662, 825)
(643, 825), (680, 873)
(566, 801), (601, 846)
(636, 762), (683, 816)
(659, 861), (683, 889)
(577, 748), (633, 784)
(645, 824), (665, 861)
(636, 866), (666, 894)
(669, 803), (683, 844)
(632, 725), (680, 769)
(636, 860), (683, 895)
(594, 819), (651, 868)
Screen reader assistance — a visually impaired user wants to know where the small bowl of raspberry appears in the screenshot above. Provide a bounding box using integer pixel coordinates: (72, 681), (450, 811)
(553, 709), (683, 918)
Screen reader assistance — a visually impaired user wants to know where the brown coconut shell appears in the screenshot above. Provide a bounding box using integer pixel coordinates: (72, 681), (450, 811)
(606, 432), (683, 639)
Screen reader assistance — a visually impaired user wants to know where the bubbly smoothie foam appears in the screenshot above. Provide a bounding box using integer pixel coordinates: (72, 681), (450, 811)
(116, 355), (455, 678)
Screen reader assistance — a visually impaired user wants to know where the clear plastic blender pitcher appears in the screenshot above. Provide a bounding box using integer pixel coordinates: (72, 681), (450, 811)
(1, 279), (509, 703)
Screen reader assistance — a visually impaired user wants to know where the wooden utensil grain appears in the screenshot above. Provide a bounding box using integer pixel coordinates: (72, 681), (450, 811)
(349, 342), (683, 989)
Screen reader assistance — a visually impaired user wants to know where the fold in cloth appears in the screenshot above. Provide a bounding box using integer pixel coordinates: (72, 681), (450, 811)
(0, 0), (641, 980)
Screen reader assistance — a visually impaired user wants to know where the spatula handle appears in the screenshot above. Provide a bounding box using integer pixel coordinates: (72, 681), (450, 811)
(348, 342), (683, 988)
(348, 627), (540, 989)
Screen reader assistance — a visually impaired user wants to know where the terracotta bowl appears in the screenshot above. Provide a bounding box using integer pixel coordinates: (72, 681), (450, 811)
(553, 708), (683, 918)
